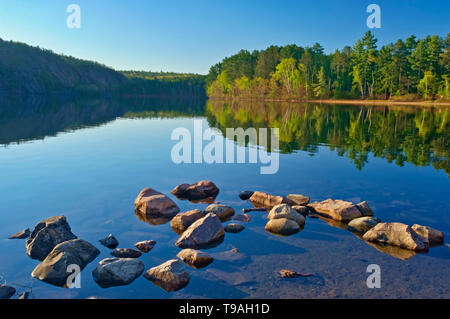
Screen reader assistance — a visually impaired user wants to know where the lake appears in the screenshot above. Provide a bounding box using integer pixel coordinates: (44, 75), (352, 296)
(0, 97), (449, 299)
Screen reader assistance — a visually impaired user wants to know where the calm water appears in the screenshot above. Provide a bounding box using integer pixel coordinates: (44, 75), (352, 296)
(0, 97), (449, 299)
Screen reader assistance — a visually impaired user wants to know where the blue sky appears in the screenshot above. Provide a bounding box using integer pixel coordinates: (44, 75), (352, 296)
(0, 0), (448, 74)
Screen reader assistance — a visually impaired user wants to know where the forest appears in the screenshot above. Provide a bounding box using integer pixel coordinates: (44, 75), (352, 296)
(206, 31), (450, 101)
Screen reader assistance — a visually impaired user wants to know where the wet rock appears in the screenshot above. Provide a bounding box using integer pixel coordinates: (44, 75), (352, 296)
(356, 201), (374, 216)
(110, 248), (142, 258)
(204, 268), (251, 286)
(309, 199), (362, 222)
(265, 218), (300, 236)
(347, 217), (380, 234)
(144, 259), (190, 292)
(99, 234), (119, 249)
(411, 224), (444, 245)
(287, 194), (310, 206)
(31, 239), (100, 287)
(224, 223), (245, 234)
(362, 222), (428, 251)
(92, 257), (144, 288)
(239, 190), (254, 200)
(0, 284), (16, 299)
(9, 228), (30, 239)
(135, 240), (156, 253)
(280, 269), (313, 278)
(177, 249), (214, 269)
(171, 181), (219, 201)
(268, 204), (305, 226)
(292, 205), (309, 217)
(26, 215), (77, 261)
(134, 188), (180, 219)
(170, 209), (204, 235)
(249, 191), (295, 209)
(232, 213), (252, 223)
(211, 248), (246, 262)
(175, 213), (225, 249)
(19, 292), (30, 299)
(204, 204), (235, 221)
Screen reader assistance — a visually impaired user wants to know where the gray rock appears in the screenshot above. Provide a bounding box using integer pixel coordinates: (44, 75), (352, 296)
(31, 239), (100, 287)
(144, 259), (190, 292)
(93, 258), (144, 288)
(26, 216), (77, 261)
(239, 191), (254, 200)
(268, 204), (305, 226)
(0, 284), (16, 299)
(175, 213), (225, 249)
(204, 204), (235, 221)
(232, 214), (252, 223)
(99, 234), (119, 249)
(177, 249), (214, 269)
(110, 248), (142, 258)
(265, 218), (300, 236)
(224, 223), (245, 233)
(135, 240), (156, 253)
(9, 228), (30, 239)
(347, 217), (381, 233)
(287, 194), (310, 206)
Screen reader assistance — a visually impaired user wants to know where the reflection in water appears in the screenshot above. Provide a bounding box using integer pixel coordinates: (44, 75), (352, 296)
(134, 209), (172, 226)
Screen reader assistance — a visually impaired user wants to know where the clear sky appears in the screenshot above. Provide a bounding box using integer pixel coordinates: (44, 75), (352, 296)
(0, 0), (448, 74)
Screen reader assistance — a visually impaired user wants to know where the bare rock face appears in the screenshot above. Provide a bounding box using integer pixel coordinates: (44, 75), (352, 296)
(9, 228), (30, 239)
(362, 222), (429, 251)
(347, 217), (380, 234)
(0, 284), (16, 299)
(287, 194), (310, 206)
(144, 259), (190, 292)
(92, 258), (144, 288)
(249, 191), (295, 209)
(309, 199), (362, 222)
(31, 239), (100, 287)
(356, 201), (374, 216)
(411, 224), (444, 245)
(265, 218), (300, 236)
(26, 215), (77, 261)
(177, 249), (214, 269)
(175, 213), (225, 249)
(110, 248), (142, 258)
(135, 240), (156, 253)
(170, 209), (204, 235)
(204, 204), (235, 221)
(134, 188), (180, 219)
(268, 204), (305, 226)
(171, 181), (219, 201)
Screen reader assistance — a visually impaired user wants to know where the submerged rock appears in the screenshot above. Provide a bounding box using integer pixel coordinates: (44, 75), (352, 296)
(93, 257), (144, 288)
(171, 181), (219, 201)
(232, 213), (252, 223)
(239, 191), (254, 200)
(249, 191), (295, 209)
(204, 204), (235, 221)
(9, 228), (30, 239)
(170, 209), (204, 235)
(110, 248), (142, 258)
(134, 188), (180, 219)
(265, 218), (300, 236)
(411, 224), (444, 245)
(135, 240), (156, 253)
(280, 269), (313, 278)
(356, 201), (374, 216)
(177, 249), (214, 269)
(99, 234), (119, 249)
(31, 239), (100, 287)
(309, 199), (362, 222)
(224, 223), (245, 233)
(144, 259), (190, 292)
(362, 222), (428, 251)
(26, 215), (77, 261)
(175, 213), (225, 249)
(0, 284), (16, 299)
(287, 194), (310, 206)
(347, 217), (380, 234)
(211, 248), (247, 262)
(268, 204), (305, 226)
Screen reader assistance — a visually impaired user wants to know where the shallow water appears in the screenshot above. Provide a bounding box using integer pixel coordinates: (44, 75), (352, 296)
(0, 97), (449, 299)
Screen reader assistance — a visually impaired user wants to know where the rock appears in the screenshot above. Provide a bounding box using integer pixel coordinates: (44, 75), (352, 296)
(287, 194), (310, 206)
(292, 206), (309, 217)
(31, 239), (100, 287)
(411, 224), (444, 245)
(92, 258), (144, 288)
(265, 218), (300, 236)
(170, 209), (204, 235)
(175, 213), (225, 249)
(204, 204), (235, 221)
(239, 190), (254, 200)
(211, 248), (247, 262)
(134, 188), (180, 219)
(356, 201), (374, 216)
(0, 284), (16, 299)
(26, 215), (77, 261)
(362, 222), (429, 251)
(135, 240), (156, 253)
(232, 214), (252, 223)
(144, 259), (190, 292)
(268, 204), (305, 226)
(249, 191), (295, 209)
(99, 234), (119, 249)
(19, 292), (30, 299)
(364, 240), (418, 260)
(176, 249), (214, 269)
(347, 217), (381, 233)
(171, 181), (219, 201)
(280, 270), (313, 278)
(8, 228), (30, 239)
(224, 223), (245, 233)
(309, 199), (362, 222)
(110, 248), (142, 258)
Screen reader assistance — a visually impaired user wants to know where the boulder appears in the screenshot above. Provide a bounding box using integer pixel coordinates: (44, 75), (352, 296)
(204, 204), (235, 221)
(232, 214), (252, 223)
(177, 249), (214, 269)
(292, 206), (309, 217)
(356, 201), (374, 216)
(134, 188), (180, 219)
(362, 222), (428, 251)
(224, 223), (245, 233)
(287, 194), (310, 206)
(92, 258), (144, 288)
(268, 204), (305, 226)
(26, 215), (77, 261)
(170, 209), (204, 235)
(249, 191), (295, 209)
(31, 239), (100, 287)
(309, 199), (362, 222)
(170, 181), (219, 201)
(238, 191), (254, 200)
(265, 218), (300, 236)
(0, 284), (16, 299)
(411, 224), (444, 245)
(110, 248), (142, 258)
(135, 240), (156, 253)
(347, 217), (380, 234)
(175, 213), (225, 249)
(9, 228), (30, 239)
(99, 234), (119, 249)
(144, 259), (190, 292)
